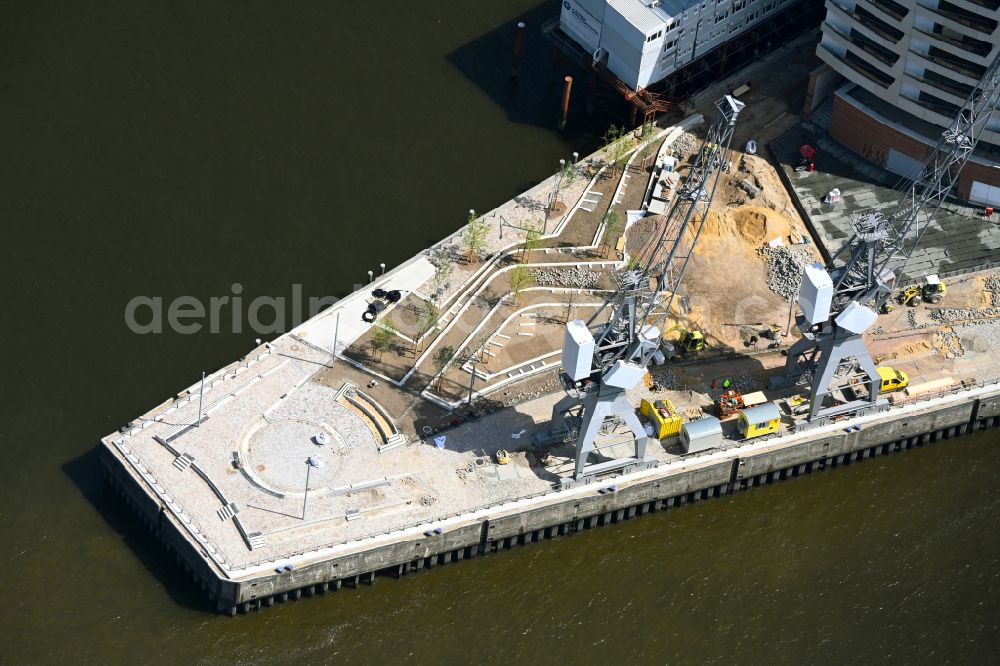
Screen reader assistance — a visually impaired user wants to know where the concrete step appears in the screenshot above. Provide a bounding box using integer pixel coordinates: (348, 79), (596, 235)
(172, 453), (194, 472)
(247, 532), (267, 549)
(811, 96), (834, 132)
(385, 433), (407, 448)
(216, 502), (239, 521)
(333, 382), (357, 402)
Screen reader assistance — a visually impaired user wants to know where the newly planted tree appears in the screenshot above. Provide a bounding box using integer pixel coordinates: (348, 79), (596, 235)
(429, 248), (453, 301)
(601, 206), (624, 258)
(563, 290), (576, 323)
(462, 210), (489, 261)
(602, 125), (632, 178)
(508, 264), (532, 306)
(520, 219), (544, 262)
(432, 345), (456, 389)
(369, 317), (396, 360)
(416, 301), (439, 351)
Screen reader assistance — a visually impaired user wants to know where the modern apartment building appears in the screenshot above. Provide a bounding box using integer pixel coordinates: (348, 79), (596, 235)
(559, 0), (807, 90)
(815, 0), (1000, 204)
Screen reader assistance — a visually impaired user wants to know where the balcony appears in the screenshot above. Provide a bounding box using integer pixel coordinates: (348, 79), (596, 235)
(824, 44), (895, 87)
(908, 49), (980, 86)
(825, 22), (899, 65)
(907, 70), (975, 99)
(956, 0), (1000, 11)
(830, 1), (907, 42)
(854, 5), (905, 41)
(926, 45), (987, 78)
(913, 24), (992, 58)
(859, 0), (909, 20)
(902, 90), (961, 118)
(922, 1), (998, 34)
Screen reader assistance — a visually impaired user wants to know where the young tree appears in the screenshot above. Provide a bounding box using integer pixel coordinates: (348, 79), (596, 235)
(429, 249), (453, 300)
(550, 159), (578, 215)
(520, 219), (544, 263)
(561, 158), (577, 188)
(461, 210), (489, 261)
(432, 345), (456, 388)
(462, 336), (492, 408)
(563, 289), (576, 323)
(640, 119), (655, 141)
(601, 206), (624, 258)
(508, 264), (532, 306)
(416, 301), (439, 351)
(602, 125), (631, 177)
(369, 317), (396, 360)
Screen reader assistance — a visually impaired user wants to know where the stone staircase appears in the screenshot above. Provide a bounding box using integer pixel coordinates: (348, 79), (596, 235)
(810, 97), (834, 132)
(172, 453), (194, 472)
(216, 502), (240, 521)
(247, 532), (267, 549)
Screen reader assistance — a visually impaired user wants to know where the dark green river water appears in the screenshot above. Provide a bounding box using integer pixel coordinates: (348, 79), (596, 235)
(2, 1), (999, 663)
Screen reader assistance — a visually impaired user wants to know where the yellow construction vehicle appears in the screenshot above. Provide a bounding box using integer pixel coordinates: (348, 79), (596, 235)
(922, 274), (946, 304)
(876, 367), (909, 393)
(495, 449), (511, 465)
(894, 275), (947, 308)
(662, 326), (705, 356)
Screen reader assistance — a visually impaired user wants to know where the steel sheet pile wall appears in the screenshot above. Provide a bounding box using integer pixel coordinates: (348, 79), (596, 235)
(102, 385), (1000, 615)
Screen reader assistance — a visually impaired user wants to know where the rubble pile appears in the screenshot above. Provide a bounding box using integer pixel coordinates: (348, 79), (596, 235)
(985, 275), (1000, 306)
(733, 373), (760, 393)
(758, 245), (813, 300)
(651, 368), (680, 390)
(670, 131), (699, 156)
(529, 268), (600, 289)
(955, 320), (1000, 354)
(930, 306), (1000, 322)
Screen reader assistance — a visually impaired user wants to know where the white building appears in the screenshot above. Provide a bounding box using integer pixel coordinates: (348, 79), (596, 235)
(559, 0), (805, 90)
(813, 0), (1000, 203)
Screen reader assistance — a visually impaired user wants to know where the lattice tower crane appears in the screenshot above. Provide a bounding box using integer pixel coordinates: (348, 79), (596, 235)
(551, 95), (745, 486)
(780, 51), (1000, 421)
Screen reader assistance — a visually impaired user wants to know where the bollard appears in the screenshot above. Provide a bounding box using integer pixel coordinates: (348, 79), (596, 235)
(558, 76), (573, 131)
(510, 21), (526, 78)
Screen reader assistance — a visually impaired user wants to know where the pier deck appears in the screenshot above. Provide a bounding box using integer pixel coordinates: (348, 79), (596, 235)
(101, 106), (1000, 612)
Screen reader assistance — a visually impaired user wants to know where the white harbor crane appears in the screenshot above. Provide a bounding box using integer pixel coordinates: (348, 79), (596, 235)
(779, 51), (1000, 421)
(550, 95), (745, 487)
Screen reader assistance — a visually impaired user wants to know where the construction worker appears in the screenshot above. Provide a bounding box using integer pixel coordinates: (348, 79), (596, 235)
(723, 378), (732, 390)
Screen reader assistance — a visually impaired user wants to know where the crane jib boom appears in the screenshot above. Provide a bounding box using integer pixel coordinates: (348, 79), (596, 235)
(552, 95), (744, 486)
(829, 52), (1000, 314)
(781, 50), (1000, 422)
(586, 95), (745, 375)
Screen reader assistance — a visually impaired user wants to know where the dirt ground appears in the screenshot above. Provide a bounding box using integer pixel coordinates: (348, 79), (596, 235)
(313, 56), (856, 435)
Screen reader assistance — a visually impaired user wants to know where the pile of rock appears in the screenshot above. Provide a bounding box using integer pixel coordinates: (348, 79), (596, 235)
(985, 274), (1000, 306)
(930, 306), (1000, 323)
(651, 368), (680, 390)
(671, 131), (699, 156)
(758, 245), (813, 301)
(530, 267), (600, 289)
(733, 373), (760, 393)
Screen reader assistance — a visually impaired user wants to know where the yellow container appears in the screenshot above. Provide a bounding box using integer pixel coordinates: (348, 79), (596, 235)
(736, 402), (781, 439)
(640, 399), (683, 439)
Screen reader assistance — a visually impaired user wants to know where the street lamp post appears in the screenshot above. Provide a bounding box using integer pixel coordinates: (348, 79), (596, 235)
(302, 456), (321, 520)
(302, 460), (312, 520)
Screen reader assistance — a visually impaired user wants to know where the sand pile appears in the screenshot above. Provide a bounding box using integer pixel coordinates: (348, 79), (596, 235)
(891, 340), (931, 359)
(700, 206), (792, 244)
